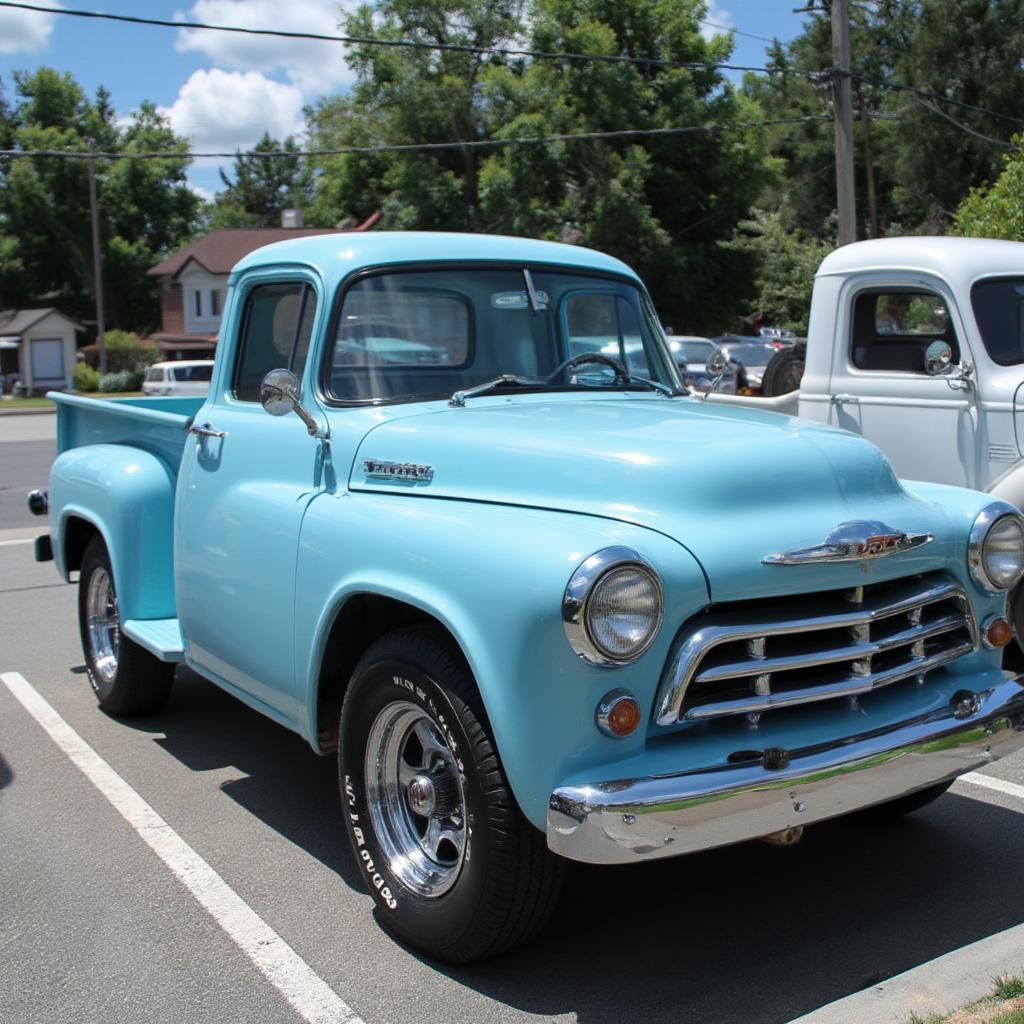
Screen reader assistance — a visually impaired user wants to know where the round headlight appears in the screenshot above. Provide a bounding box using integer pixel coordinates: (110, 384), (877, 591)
(969, 504), (1024, 592)
(563, 547), (664, 665)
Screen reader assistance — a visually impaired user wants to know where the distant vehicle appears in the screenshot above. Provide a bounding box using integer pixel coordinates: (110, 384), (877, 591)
(666, 336), (737, 394)
(142, 360), (214, 396)
(758, 326), (798, 345)
(712, 336), (781, 392)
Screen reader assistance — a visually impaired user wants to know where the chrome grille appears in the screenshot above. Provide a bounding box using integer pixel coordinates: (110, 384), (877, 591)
(654, 575), (976, 727)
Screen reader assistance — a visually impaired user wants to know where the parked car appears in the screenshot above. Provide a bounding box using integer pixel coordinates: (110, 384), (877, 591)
(142, 360), (214, 396)
(30, 232), (1024, 964)
(713, 336), (781, 392)
(758, 326), (798, 345)
(667, 335), (737, 393)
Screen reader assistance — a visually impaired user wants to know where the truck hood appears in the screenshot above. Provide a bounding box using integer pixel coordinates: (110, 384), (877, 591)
(349, 396), (957, 601)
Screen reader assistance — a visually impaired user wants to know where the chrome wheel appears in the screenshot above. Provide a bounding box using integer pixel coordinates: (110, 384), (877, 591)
(86, 565), (119, 684)
(365, 701), (467, 898)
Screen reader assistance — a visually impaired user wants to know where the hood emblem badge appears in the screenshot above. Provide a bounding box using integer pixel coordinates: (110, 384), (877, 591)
(362, 459), (434, 484)
(763, 520), (933, 566)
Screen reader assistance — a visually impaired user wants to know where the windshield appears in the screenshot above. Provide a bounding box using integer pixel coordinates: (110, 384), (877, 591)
(972, 277), (1024, 366)
(172, 364), (213, 382)
(324, 267), (680, 403)
(670, 339), (715, 363)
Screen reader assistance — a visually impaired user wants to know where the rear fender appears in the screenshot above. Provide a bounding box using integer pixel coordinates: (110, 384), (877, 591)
(50, 444), (177, 621)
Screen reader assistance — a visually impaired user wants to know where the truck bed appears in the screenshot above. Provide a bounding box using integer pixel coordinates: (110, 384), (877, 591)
(49, 392), (203, 474)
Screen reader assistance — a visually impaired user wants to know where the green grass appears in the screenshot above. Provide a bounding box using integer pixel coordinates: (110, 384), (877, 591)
(991, 1010), (1024, 1024)
(0, 395), (55, 409)
(996, 978), (1024, 1000)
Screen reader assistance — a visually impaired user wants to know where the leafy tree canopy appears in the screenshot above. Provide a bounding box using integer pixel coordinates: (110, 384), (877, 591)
(0, 68), (200, 331)
(955, 135), (1024, 241)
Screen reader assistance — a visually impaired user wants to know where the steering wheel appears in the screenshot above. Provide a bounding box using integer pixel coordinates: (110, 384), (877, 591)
(546, 352), (630, 385)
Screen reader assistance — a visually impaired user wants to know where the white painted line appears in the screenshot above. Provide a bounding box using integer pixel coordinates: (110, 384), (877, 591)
(0, 538), (33, 547)
(959, 771), (1024, 803)
(0, 671), (364, 1024)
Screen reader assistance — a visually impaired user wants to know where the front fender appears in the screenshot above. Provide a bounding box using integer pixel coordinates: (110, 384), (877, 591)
(294, 493), (709, 829)
(986, 462), (1024, 512)
(50, 443), (177, 621)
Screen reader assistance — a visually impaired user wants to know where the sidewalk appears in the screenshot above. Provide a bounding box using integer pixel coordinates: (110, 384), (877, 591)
(791, 921), (1024, 1024)
(0, 405), (55, 417)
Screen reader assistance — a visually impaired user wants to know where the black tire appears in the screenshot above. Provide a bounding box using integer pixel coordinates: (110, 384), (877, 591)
(861, 781), (953, 818)
(338, 626), (565, 963)
(77, 537), (174, 716)
(761, 344), (806, 397)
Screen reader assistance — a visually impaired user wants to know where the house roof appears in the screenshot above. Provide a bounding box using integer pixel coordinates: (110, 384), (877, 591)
(148, 213), (381, 279)
(0, 308), (85, 336)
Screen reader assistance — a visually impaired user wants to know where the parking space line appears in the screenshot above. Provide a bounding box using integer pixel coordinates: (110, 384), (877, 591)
(0, 539), (34, 547)
(0, 671), (364, 1024)
(959, 771), (1024, 803)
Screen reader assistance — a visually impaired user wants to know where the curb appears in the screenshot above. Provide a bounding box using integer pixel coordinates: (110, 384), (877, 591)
(790, 921), (1024, 1024)
(0, 406), (55, 417)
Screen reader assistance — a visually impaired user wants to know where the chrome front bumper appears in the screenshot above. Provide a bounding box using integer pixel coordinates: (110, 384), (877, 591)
(547, 677), (1024, 865)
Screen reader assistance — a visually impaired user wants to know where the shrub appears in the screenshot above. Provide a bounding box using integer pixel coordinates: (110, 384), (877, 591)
(72, 362), (101, 392)
(86, 330), (159, 373)
(98, 370), (136, 393)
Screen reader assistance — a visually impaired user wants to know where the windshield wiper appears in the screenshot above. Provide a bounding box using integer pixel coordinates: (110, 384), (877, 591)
(618, 375), (681, 397)
(449, 374), (546, 407)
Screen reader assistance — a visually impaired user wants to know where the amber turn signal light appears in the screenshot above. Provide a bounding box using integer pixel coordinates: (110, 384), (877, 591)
(596, 690), (642, 738)
(983, 615), (1013, 649)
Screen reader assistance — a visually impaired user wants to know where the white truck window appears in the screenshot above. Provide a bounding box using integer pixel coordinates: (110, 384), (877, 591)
(851, 289), (959, 372)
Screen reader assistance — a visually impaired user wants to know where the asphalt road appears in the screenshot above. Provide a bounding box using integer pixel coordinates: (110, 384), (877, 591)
(0, 411), (55, 530)
(2, 424), (1024, 1024)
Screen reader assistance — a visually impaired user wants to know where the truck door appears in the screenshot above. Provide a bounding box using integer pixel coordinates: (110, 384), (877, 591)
(827, 282), (978, 488)
(175, 272), (324, 721)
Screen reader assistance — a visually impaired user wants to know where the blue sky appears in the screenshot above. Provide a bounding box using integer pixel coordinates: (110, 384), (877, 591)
(0, 1), (813, 198)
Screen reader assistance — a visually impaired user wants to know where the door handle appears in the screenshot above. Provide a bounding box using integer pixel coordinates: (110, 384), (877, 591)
(188, 421), (227, 438)
(829, 393), (860, 405)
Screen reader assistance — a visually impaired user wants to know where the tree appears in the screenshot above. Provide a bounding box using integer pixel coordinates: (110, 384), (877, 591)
(308, 0), (777, 332)
(726, 208), (833, 334)
(0, 69), (200, 330)
(742, 0), (1024, 238)
(211, 132), (309, 228)
(954, 135), (1024, 240)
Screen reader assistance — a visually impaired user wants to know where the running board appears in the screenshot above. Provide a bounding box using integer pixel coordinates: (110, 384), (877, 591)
(122, 618), (185, 663)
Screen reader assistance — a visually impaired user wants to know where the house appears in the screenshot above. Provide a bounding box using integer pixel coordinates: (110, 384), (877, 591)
(0, 308), (85, 394)
(146, 212), (381, 360)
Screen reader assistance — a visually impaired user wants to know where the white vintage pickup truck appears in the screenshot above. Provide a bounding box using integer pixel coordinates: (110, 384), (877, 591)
(716, 236), (1024, 637)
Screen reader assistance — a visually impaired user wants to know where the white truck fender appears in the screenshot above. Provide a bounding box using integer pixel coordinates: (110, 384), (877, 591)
(706, 390), (800, 415)
(986, 462), (1024, 512)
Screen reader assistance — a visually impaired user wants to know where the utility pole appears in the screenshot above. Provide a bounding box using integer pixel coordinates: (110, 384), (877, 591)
(86, 140), (107, 375)
(858, 89), (879, 238)
(831, 0), (857, 245)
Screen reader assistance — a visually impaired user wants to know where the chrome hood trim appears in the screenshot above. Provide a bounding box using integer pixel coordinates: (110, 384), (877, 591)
(763, 520), (933, 565)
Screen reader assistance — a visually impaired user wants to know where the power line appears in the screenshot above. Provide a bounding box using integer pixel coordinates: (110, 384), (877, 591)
(0, 115), (834, 161)
(697, 19), (779, 44)
(908, 94), (1016, 148)
(0, 0), (816, 78)
(853, 74), (1024, 129)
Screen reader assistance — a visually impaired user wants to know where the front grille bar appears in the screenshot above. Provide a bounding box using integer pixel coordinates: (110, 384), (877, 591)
(654, 576), (976, 727)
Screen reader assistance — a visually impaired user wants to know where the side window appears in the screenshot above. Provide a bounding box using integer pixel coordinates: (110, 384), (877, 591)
(851, 289), (959, 373)
(233, 282), (317, 402)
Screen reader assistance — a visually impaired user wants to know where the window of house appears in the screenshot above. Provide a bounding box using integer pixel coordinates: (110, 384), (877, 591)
(232, 282), (317, 401)
(850, 288), (959, 372)
(194, 290), (203, 318)
(210, 289), (223, 317)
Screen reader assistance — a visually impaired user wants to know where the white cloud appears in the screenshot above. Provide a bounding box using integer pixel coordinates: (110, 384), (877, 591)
(0, 0), (61, 55)
(189, 181), (214, 203)
(700, 1), (735, 42)
(174, 0), (356, 96)
(159, 68), (305, 155)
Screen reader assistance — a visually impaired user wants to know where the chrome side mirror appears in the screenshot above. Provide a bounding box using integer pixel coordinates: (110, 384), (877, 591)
(924, 340), (953, 376)
(260, 368), (322, 437)
(702, 349), (728, 399)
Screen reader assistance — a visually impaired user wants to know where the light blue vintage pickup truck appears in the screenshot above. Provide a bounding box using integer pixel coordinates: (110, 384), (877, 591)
(35, 232), (1024, 962)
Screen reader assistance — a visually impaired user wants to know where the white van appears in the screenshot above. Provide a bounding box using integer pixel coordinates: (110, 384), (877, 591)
(142, 360), (214, 397)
